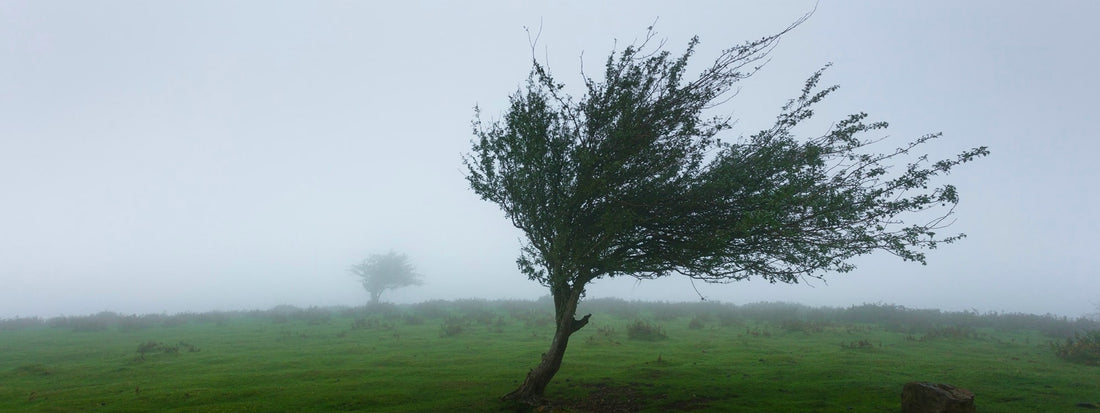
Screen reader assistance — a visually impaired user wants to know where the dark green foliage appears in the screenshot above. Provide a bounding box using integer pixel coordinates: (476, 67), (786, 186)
(466, 26), (987, 290)
(1051, 330), (1100, 366)
(626, 320), (667, 341)
(465, 21), (986, 400)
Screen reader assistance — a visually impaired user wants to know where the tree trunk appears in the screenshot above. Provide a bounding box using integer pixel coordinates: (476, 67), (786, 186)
(502, 285), (590, 404)
(368, 290), (382, 306)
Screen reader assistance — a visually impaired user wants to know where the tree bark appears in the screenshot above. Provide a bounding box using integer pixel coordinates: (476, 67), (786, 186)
(368, 290), (382, 306)
(502, 285), (589, 404)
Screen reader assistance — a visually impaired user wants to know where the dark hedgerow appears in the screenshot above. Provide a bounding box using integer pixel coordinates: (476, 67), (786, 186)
(1051, 330), (1100, 366)
(0, 316), (45, 331)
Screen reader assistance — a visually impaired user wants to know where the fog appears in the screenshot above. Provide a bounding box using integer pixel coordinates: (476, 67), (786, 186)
(2, 1), (1098, 319)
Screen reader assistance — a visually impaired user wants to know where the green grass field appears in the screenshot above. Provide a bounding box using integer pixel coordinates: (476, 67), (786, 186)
(1, 300), (1097, 412)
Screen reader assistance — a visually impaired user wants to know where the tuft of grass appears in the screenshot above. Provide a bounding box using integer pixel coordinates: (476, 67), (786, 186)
(12, 364), (51, 376)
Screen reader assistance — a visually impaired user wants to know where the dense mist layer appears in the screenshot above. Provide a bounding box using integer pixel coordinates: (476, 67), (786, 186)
(2, 1), (1098, 318)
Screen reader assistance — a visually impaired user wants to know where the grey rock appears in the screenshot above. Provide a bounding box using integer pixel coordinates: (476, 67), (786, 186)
(901, 381), (975, 413)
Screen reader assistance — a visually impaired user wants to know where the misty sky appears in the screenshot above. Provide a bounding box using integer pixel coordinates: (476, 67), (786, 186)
(2, 1), (1098, 319)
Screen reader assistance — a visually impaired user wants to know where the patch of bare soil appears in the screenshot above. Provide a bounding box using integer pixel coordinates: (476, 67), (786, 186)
(537, 380), (714, 413)
(661, 395), (715, 411)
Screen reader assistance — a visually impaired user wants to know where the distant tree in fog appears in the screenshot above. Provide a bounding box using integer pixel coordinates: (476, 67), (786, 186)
(463, 19), (988, 403)
(350, 251), (422, 305)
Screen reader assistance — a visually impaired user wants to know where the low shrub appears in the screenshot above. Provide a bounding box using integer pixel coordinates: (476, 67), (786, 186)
(585, 325), (619, 345)
(627, 320), (667, 341)
(841, 339), (876, 349)
(1051, 330), (1100, 366)
(135, 341), (197, 360)
(688, 315), (706, 330)
(440, 317), (467, 337)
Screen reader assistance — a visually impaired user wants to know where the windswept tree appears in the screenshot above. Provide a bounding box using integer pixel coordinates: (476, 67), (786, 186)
(350, 251), (423, 305)
(464, 19), (987, 404)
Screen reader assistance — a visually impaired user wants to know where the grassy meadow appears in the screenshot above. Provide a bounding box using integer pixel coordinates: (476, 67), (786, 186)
(1, 299), (1098, 412)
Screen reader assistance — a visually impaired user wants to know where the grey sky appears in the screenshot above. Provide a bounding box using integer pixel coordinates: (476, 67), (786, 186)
(2, 1), (1097, 318)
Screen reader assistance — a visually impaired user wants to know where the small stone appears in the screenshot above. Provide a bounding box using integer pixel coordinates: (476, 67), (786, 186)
(901, 381), (975, 413)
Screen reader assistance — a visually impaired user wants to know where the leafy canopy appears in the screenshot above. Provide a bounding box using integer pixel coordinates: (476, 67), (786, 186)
(464, 24), (988, 293)
(350, 251), (423, 303)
